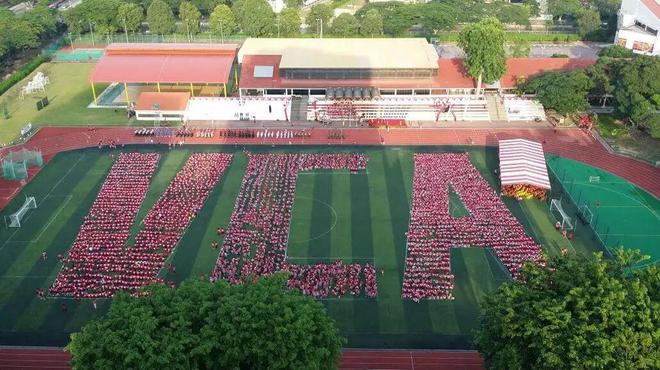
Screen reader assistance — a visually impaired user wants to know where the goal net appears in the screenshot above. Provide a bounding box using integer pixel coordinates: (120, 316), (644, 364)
(589, 176), (600, 183)
(578, 204), (594, 224)
(2, 149), (43, 180)
(550, 198), (574, 230)
(5, 196), (37, 228)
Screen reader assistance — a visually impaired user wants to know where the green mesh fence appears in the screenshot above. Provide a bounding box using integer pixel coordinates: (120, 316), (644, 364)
(1, 149), (43, 180)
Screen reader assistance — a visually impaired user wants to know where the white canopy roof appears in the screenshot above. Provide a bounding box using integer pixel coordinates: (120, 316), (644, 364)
(499, 139), (551, 190)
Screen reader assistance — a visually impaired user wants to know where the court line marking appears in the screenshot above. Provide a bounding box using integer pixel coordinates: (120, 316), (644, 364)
(32, 195), (72, 243)
(563, 182), (659, 221)
(0, 154), (85, 252)
(287, 197), (338, 244)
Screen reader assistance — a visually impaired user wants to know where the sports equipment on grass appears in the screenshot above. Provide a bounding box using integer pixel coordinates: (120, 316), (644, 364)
(550, 198), (574, 230)
(5, 196), (37, 228)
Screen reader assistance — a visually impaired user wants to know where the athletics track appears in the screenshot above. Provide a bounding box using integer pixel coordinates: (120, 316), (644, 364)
(0, 347), (485, 369)
(1, 126), (658, 210)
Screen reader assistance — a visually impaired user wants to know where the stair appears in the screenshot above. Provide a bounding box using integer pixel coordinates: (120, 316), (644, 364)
(289, 96), (309, 122)
(485, 93), (506, 121)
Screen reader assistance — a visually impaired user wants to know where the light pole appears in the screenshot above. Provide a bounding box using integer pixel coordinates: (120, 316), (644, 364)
(277, 14), (280, 38)
(122, 18), (129, 42)
(186, 22), (191, 42)
(88, 21), (95, 46)
(220, 20), (224, 44)
(317, 18), (323, 38)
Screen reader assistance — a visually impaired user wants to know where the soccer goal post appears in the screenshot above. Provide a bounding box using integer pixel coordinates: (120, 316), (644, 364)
(5, 196), (37, 228)
(549, 198), (574, 231)
(589, 176), (601, 183)
(578, 204), (594, 225)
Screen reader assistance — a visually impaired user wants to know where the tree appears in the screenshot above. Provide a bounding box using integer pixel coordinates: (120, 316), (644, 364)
(359, 9), (383, 37)
(523, 70), (593, 115)
(576, 8), (601, 37)
(458, 17), (507, 94)
(278, 8), (301, 37)
(117, 3), (143, 33)
(147, 0), (176, 35)
(306, 4), (332, 35)
(475, 250), (659, 370)
(548, 0), (581, 20)
(330, 13), (358, 37)
(284, 0), (303, 9)
(232, 0), (275, 37)
(178, 1), (201, 35)
(598, 44), (633, 58)
(67, 275), (344, 369)
(63, 0), (122, 36)
(190, 0), (223, 15)
(209, 4), (236, 38)
(20, 5), (58, 37)
(613, 55), (660, 122)
(495, 3), (531, 25)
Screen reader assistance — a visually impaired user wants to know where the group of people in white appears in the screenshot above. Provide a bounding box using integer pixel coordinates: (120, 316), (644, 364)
(50, 153), (232, 298)
(211, 153), (376, 298)
(402, 153), (543, 301)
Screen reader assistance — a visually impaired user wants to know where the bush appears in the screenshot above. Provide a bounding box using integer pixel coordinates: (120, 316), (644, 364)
(0, 54), (50, 97)
(598, 45), (634, 58)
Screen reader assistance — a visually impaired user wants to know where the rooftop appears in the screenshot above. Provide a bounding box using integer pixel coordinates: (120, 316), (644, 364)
(91, 43), (238, 84)
(238, 38), (439, 70)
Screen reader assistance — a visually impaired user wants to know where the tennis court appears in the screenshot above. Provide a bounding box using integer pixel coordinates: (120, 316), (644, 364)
(52, 49), (104, 62)
(547, 155), (660, 267)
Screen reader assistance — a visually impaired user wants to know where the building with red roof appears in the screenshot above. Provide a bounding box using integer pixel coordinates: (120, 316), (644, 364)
(89, 43), (238, 107)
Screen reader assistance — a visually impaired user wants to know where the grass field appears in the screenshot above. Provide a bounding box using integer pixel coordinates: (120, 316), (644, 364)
(0, 145), (611, 348)
(0, 63), (129, 144)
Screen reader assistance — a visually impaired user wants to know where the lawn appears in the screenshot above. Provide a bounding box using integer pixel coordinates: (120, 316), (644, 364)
(0, 145), (607, 348)
(0, 63), (129, 145)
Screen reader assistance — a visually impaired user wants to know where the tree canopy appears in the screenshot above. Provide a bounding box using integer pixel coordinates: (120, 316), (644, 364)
(0, 5), (57, 60)
(359, 9), (383, 37)
(330, 13), (359, 37)
(458, 17), (507, 88)
(278, 8), (301, 37)
(232, 0), (276, 37)
(63, 0), (122, 36)
(117, 2), (144, 33)
(147, 0), (176, 34)
(576, 8), (601, 37)
(66, 274), (345, 369)
(475, 250), (659, 370)
(523, 70), (593, 115)
(209, 4), (236, 37)
(613, 55), (660, 123)
(178, 1), (201, 35)
(306, 4), (332, 35)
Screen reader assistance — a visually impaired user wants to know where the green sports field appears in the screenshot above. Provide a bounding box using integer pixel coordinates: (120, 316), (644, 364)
(0, 145), (629, 348)
(547, 155), (660, 268)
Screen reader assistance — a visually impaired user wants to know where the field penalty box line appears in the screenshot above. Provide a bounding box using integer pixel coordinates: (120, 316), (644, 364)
(0, 154), (85, 252)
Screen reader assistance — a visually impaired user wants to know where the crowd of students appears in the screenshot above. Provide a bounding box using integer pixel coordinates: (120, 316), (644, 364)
(402, 153), (543, 301)
(211, 153), (375, 298)
(49, 153), (160, 298)
(282, 261), (377, 298)
(50, 153), (232, 298)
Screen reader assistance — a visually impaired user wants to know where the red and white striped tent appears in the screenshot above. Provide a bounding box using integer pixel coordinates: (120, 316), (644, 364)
(498, 139), (551, 189)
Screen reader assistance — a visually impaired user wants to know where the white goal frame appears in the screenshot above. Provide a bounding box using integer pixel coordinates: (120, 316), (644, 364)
(550, 198), (574, 230)
(5, 196), (37, 228)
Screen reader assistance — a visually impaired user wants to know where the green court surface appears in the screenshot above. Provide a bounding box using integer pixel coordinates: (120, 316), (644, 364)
(0, 146), (603, 348)
(52, 49), (104, 62)
(547, 155), (660, 267)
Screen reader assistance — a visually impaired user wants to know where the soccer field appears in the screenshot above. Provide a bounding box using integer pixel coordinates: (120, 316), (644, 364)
(0, 145), (603, 348)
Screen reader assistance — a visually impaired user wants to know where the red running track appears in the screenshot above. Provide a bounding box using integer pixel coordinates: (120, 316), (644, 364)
(1, 126), (658, 210)
(0, 347), (485, 370)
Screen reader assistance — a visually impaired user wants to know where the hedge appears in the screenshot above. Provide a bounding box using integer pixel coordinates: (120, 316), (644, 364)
(0, 54), (51, 97)
(433, 32), (581, 43)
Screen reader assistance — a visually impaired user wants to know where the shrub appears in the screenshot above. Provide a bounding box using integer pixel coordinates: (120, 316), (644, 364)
(0, 54), (50, 97)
